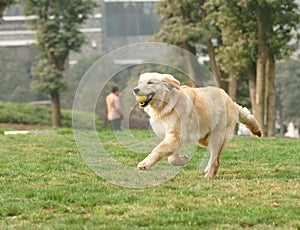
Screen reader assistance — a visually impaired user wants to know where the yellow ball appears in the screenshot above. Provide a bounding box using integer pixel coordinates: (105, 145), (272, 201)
(135, 95), (147, 103)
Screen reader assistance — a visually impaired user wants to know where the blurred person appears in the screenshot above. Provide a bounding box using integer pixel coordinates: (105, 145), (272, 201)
(106, 86), (124, 131)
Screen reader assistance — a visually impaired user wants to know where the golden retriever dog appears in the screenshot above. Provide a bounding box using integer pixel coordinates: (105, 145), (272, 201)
(133, 72), (261, 179)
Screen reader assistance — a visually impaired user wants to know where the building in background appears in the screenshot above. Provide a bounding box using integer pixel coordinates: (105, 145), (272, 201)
(101, 0), (160, 53)
(0, 1), (102, 103)
(0, 0), (160, 66)
(0, 0), (161, 104)
(0, 0), (102, 67)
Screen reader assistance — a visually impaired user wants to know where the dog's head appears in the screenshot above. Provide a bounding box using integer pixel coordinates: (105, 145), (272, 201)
(133, 72), (180, 108)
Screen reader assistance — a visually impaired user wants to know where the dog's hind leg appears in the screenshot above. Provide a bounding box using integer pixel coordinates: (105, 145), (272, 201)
(204, 130), (227, 179)
(168, 148), (189, 166)
(204, 122), (236, 179)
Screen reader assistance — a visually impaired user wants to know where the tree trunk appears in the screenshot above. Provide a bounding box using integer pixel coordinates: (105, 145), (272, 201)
(200, 9), (222, 88)
(255, 52), (266, 136)
(50, 92), (62, 127)
(206, 39), (222, 88)
(228, 74), (237, 101)
(256, 3), (276, 137)
(256, 5), (270, 136)
(264, 53), (269, 136)
(248, 66), (257, 116)
(266, 54), (276, 136)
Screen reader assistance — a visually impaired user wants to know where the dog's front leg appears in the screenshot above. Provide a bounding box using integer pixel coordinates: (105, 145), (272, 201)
(137, 132), (181, 170)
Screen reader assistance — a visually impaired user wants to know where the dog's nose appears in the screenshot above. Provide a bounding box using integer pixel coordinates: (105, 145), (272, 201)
(133, 88), (140, 94)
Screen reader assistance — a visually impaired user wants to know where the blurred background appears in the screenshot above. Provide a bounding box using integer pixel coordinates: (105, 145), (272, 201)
(0, 0), (299, 137)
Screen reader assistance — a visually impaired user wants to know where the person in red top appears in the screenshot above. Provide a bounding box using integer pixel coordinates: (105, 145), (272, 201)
(106, 86), (124, 130)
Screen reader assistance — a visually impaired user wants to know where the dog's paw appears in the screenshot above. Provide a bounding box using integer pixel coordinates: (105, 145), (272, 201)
(137, 160), (152, 170)
(204, 166), (217, 180)
(204, 171), (215, 180)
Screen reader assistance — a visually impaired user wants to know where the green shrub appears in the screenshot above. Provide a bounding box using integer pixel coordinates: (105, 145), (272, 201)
(0, 101), (105, 129)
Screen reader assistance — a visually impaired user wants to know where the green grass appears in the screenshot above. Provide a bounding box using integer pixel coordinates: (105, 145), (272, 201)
(0, 130), (299, 229)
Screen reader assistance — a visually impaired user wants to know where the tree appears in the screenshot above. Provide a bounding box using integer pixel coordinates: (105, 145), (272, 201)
(255, 0), (299, 136)
(153, 0), (223, 87)
(22, 0), (97, 126)
(204, 0), (299, 136)
(0, 0), (14, 19)
(155, 0), (299, 136)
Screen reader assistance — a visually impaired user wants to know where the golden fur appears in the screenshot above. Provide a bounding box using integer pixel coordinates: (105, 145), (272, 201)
(134, 72), (261, 179)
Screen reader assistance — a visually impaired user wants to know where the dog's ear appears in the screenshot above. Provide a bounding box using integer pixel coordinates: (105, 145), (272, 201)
(162, 75), (180, 89)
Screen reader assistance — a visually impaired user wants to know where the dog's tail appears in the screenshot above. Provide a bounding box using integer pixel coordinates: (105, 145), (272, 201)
(235, 103), (262, 137)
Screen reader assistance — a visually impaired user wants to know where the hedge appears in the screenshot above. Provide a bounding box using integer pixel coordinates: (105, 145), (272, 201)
(0, 101), (104, 129)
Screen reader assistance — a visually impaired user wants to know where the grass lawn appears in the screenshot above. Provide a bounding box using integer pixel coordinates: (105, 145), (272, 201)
(0, 130), (299, 229)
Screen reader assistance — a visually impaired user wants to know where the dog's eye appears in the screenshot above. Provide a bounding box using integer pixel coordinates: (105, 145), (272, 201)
(147, 81), (154, 85)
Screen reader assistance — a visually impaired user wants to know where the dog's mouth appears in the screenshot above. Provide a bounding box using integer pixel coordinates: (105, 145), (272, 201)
(135, 92), (155, 108)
